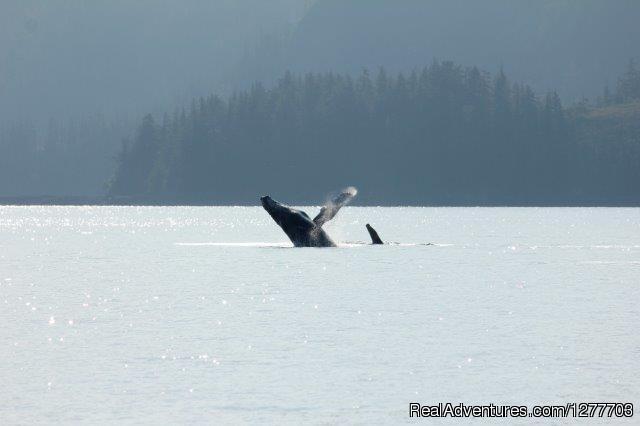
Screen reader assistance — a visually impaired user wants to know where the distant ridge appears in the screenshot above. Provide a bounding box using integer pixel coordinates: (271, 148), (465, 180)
(276, 0), (640, 100)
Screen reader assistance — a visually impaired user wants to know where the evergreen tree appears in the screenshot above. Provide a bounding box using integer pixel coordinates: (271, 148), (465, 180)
(104, 63), (640, 204)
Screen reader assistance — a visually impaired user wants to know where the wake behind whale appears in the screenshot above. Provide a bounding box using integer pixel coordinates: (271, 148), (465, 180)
(175, 241), (434, 248)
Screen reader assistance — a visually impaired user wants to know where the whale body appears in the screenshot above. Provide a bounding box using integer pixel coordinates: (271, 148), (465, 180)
(261, 187), (386, 247)
(260, 187), (357, 247)
(260, 195), (336, 247)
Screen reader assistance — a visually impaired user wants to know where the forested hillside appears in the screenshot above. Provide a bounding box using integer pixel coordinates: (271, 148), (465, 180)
(0, 1), (309, 197)
(242, 0), (640, 101)
(2, 1), (638, 200)
(0, 116), (131, 196)
(108, 61), (640, 205)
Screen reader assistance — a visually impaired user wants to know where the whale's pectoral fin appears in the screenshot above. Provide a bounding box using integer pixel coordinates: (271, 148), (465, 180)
(313, 187), (357, 227)
(366, 224), (383, 244)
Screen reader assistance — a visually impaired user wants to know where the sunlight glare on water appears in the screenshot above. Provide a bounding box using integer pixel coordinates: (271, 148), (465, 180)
(1, 206), (639, 424)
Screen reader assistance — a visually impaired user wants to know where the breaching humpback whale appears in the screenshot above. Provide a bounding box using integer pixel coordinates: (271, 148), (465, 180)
(261, 187), (380, 247)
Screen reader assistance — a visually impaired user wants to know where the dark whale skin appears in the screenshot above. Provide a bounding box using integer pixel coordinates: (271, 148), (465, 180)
(366, 223), (384, 244)
(261, 196), (336, 247)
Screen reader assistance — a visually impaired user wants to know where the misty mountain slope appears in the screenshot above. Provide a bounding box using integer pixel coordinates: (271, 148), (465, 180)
(0, 0), (309, 123)
(273, 0), (640, 100)
(106, 64), (640, 205)
(571, 100), (640, 197)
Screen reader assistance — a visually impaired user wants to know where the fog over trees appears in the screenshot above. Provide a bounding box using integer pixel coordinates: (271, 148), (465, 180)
(0, 0), (310, 122)
(0, 1), (639, 204)
(0, 116), (131, 196)
(0, 0), (310, 197)
(242, 0), (640, 101)
(109, 62), (640, 204)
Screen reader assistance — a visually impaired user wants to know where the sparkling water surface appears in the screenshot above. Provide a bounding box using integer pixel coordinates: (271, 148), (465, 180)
(1, 206), (638, 424)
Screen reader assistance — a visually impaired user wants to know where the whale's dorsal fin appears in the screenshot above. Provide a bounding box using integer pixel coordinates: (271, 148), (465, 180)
(366, 224), (383, 244)
(313, 187), (357, 227)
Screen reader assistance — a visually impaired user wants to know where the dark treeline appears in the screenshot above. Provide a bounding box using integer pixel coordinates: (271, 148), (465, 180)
(0, 116), (131, 196)
(109, 61), (640, 205)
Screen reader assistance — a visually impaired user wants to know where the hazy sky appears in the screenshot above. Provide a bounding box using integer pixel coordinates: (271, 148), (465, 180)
(1, 0), (639, 126)
(0, 0), (311, 123)
(284, 0), (640, 100)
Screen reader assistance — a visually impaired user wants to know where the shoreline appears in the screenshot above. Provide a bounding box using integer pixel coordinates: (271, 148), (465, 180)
(1, 196), (640, 207)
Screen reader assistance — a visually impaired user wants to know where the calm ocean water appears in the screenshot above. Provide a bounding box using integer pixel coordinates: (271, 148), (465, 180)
(1, 206), (638, 424)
